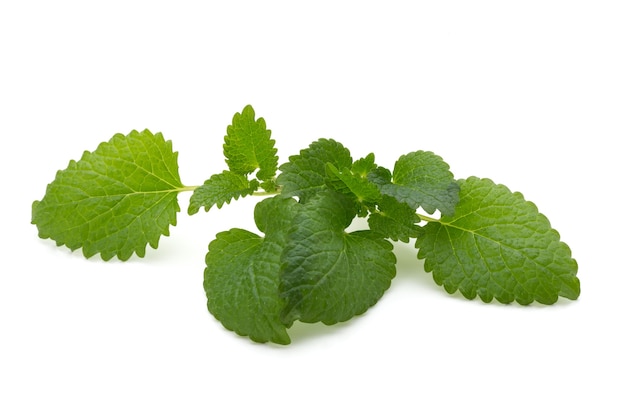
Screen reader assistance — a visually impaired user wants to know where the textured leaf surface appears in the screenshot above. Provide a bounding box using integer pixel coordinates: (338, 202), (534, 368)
(368, 195), (421, 242)
(280, 190), (396, 325)
(276, 139), (352, 202)
(381, 151), (459, 216)
(204, 197), (300, 344)
(188, 171), (259, 215)
(415, 177), (580, 305)
(367, 166), (393, 186)
(325, 162), (381, 204)
(32, 130), (183, 260)
(351, 153), (378, 177)
(223, 105), (278, 181)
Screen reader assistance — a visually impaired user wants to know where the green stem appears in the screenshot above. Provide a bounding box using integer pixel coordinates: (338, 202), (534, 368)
(178, 185), (200, 192)
(178, 186), (280, 197)
(417, 213), (440, 223)
(252, 190), (281, 197)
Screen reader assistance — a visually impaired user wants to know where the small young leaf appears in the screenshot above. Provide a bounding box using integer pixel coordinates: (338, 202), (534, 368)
(204, 196), (301, 345)
(415, 177), (580, 305)
(351, 153), (377, 177)
(188, 171), (259, 215)
(280, 190), (396, 325)
(32, 129), (184, 261)
(368, 195), (421, 242)
(367, 166), (393, 186)
(381, 151), (459, 216)
(223, 105), (278, 181)
(325, 162), (382, 205)
(276, 139), (352, 202)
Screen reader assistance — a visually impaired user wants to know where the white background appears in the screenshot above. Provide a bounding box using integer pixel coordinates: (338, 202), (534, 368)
(1, 1), (625, 416)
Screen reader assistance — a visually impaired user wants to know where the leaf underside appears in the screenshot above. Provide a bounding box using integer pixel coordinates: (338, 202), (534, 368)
(415, 177), (580, 305)
(31, 129), (183, 261)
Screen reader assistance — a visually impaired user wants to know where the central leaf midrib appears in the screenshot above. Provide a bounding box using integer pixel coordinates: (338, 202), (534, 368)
(53, 182), (185, 206)
(438, 219), (555, 284)
(284, 233), (348, 319)
(66, 189), (179, 236)
(99, 152), (182, 190)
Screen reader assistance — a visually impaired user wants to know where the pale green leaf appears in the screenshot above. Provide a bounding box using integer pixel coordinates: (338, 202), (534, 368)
(188, 171), (259, 215)
(32, 129), (184, 261)
(223, 105), (278, 181)
(351, 153), (378, 177)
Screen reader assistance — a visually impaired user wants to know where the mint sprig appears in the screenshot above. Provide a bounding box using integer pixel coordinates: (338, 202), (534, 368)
(32, 105), (581, 344)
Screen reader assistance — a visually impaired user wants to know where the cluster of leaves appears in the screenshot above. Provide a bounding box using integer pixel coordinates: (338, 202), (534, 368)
(32, 105), (580, 345)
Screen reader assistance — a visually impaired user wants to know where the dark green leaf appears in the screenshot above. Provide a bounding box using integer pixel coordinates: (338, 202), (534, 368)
(204, 196), (301, 344)
(280, 190), (396, 325)
(368, 195), (421, 242)
(381, 151), (459, 216)
(276, 139), (352, 202)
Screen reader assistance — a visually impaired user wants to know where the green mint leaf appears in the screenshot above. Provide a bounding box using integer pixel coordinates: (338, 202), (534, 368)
(204, 229), (289, 344)
(415, 177), (580, 305)
(380, 151), (459, 216)
(259, 178), (278, 193)
(31, 129), (184, 261)
(188, 171), (259, 215)
(368, 195), (421, 242)
(276, 139), (352, 202)
(280, 190), (396, 325)
(367, 166), (393, 186)
(204, 196), (301, 344)
(325, 162), (381, 213)
(351, 153), (377, 176)
(223, 105), (278, 181)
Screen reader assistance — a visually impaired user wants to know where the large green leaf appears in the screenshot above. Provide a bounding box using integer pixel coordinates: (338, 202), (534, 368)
(280, 190), (396, 325)
(32, 129), (184, 260)
(415, 177), (580, 305)
(204, 196), (300, 344)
